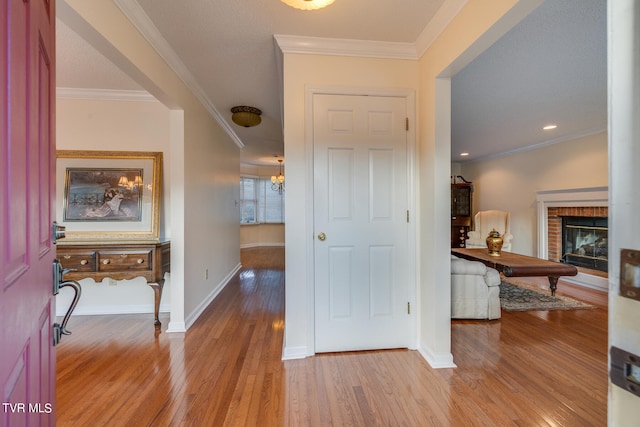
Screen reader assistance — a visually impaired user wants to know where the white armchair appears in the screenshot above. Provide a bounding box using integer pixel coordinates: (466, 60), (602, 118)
(465, 210), (513, 252)
(451, 255), (501, 319)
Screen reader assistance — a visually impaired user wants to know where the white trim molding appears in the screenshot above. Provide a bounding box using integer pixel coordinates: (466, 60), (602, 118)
(113, 0), (244, 149)
(274, 34), (418, 60)
(57, 87), (158, 102)
(274, 0), (470, 60)
(419, 346), (457, 369)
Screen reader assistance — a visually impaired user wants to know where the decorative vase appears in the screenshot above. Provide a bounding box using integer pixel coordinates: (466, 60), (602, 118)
(486, 228), (504, 256)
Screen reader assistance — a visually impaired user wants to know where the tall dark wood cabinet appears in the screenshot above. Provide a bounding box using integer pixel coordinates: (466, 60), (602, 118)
(451, 182), (472, 248)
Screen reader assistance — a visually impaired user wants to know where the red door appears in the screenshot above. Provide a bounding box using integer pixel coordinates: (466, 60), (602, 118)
(1, 0), (57, 425)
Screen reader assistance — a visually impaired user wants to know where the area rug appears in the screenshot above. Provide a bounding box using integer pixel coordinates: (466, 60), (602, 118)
(499, 278), (595, 311)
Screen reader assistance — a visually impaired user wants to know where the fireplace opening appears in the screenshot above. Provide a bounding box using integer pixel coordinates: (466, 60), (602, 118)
(562, 216), (608, 273)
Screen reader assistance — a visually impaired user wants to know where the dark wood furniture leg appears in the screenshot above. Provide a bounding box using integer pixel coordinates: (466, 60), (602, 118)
(548, 276), (559, 296)
(148, 279), (165, 326)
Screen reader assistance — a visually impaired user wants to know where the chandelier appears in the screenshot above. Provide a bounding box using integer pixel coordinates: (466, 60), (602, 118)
(271, 159), (285, 193)
(280, 0), (335, 11)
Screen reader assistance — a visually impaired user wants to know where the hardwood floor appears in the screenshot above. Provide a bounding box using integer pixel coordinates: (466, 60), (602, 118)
(56, 247), (608, 426)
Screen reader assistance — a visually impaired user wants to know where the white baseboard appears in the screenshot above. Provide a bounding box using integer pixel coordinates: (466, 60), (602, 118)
(184, 263), (242, 330)
(166, 321), (186, 333)
(281, 345), (310, 360)
(563, 272), (609, 292)
(56, 303), (170, 317)
(240, 243), (285, 249)
(418, 345), (457, 369)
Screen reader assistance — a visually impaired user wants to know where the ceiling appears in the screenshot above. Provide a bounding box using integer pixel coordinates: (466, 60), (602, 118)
(56, 0), (606, 166)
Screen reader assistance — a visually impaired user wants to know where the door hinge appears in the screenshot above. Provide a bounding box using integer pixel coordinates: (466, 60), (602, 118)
(406, 210), (410, 223)
(407, 302), (411, 314)
(405, 117), (409, 131)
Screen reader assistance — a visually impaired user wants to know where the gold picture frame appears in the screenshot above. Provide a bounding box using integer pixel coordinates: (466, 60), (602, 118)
(56, 150), (162, 242)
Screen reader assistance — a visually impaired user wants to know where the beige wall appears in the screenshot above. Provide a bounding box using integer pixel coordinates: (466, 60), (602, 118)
(459, 131), (608, 255)
(240, 224), (285, 248)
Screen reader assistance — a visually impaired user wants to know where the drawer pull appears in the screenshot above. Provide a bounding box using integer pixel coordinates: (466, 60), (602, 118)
(80, 259), (88, 265)
(120, 254), (128, 258)
(102, 259), (111, 265)
(63, 255), (71, 259)
(137, 259), (144, 264)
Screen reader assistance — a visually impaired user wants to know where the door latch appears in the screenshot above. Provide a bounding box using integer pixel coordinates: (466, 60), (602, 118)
(52, 221), (66, 244)
(52, 259), (82, 346)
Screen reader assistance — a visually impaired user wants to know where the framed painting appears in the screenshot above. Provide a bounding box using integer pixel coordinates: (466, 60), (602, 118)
(56, 150), (162, 242)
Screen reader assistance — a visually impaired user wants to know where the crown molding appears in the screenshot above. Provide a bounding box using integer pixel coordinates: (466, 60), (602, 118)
(274, 0), (469, 60)
(465, 127), (607, 163)
(415, 0), (469, 57)
(56, 87), (157, 102)
(113, 0), (244, 149)
(274, 34), (418, 60)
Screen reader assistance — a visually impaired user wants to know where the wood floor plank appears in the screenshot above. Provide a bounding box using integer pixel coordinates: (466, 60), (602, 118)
(56, 247), (607, 426)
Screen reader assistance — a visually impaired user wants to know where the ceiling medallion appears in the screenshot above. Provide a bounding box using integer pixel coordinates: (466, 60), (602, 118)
(280, 0), (335, 11)
(231, 106), (262, 128)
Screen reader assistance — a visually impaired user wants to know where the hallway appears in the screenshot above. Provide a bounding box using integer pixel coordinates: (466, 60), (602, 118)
(57, 247), (607, 426)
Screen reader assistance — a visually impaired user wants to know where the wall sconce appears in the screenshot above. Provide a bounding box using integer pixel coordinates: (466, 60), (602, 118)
(231, 106), (262, 127)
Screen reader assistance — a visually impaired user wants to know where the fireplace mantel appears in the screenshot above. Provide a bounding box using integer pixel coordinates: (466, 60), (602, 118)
(536, 186), (608, 291)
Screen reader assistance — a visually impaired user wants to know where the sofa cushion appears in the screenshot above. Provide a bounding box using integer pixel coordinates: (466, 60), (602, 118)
(451, 257), (487, 276)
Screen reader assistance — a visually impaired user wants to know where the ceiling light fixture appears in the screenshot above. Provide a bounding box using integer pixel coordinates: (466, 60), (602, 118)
(543, 124), (557, 130)
(231, 106), (262, 127)
(271, 159), (285, 194)
(460, 152), (469, 157)
(280, 0), (335, 11)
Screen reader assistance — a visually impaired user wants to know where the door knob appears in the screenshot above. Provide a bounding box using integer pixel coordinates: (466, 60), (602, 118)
(317, 232), (326, 241)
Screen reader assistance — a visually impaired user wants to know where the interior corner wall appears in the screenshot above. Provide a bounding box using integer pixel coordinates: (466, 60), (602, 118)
(416, 0), (530, 367)
(459, 131), (608, 256)
(62, 0), (241, 331)
(280, 53), (419, 358)
(55, 97), (173, 316)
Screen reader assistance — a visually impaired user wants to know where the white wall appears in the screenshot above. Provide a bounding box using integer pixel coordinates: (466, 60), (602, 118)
(55, 97), (173, 316)
(608, 1), (640, 424)
(459, 131), (608, 255)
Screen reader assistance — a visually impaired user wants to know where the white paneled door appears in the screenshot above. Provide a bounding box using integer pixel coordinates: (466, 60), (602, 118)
(313, 94), (410, 352)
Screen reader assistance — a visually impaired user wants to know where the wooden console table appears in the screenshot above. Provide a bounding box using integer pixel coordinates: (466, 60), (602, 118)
(56, 241), (170, 326)
(452, 248), (577, 296)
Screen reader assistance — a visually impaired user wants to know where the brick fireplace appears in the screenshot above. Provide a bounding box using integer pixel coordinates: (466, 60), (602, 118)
(536, 187), (608, 291)
(546, 206), (608, 270)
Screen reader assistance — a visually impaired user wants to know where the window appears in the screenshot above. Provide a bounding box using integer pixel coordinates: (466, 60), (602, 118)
(240, 176), (285, 224)
(240, 176), (258, 223)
